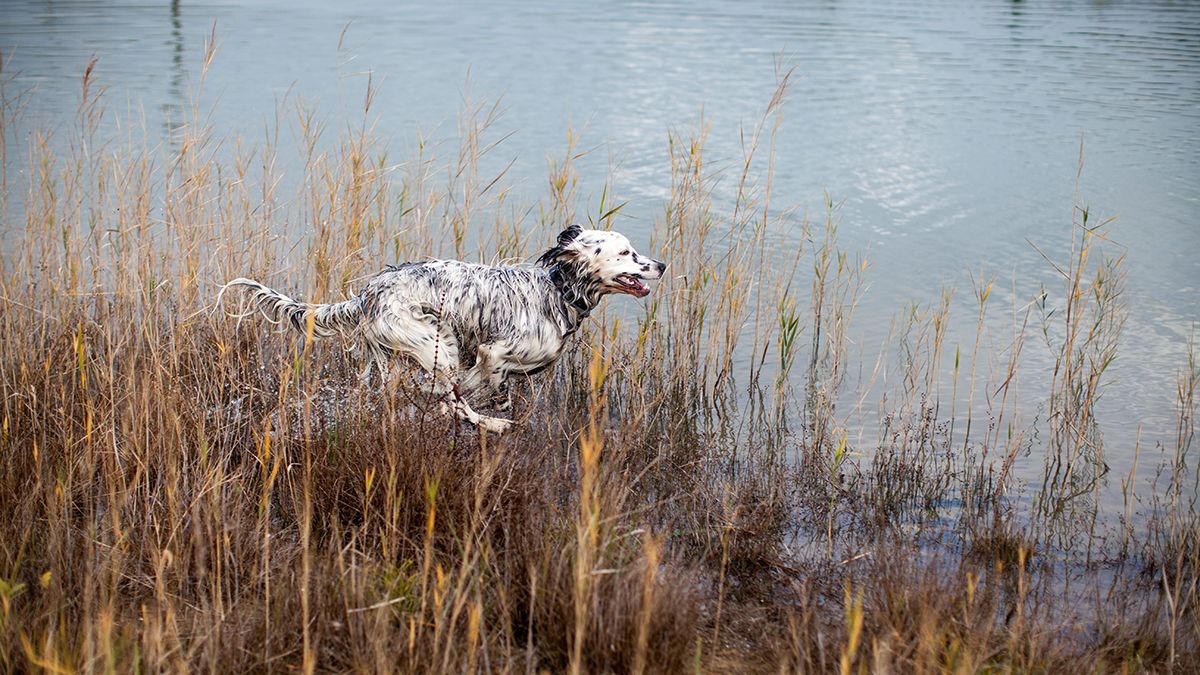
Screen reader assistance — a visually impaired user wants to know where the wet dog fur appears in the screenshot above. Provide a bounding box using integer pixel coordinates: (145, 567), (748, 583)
(224, 225), (666, 432)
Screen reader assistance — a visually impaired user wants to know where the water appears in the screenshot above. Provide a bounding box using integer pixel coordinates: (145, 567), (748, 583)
(2, 0), (1198, 507)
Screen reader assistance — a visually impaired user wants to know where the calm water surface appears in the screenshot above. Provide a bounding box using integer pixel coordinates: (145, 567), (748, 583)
(2, 0), (1197, 506)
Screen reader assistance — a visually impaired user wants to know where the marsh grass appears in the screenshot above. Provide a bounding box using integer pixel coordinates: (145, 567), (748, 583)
(0, 53), (1196, 673)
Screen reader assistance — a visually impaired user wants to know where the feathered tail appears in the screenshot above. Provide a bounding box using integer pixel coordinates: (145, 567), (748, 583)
(222, 278), (362, 338)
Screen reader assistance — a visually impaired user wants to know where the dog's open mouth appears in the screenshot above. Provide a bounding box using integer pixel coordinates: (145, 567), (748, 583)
(613, 274), (651, 297)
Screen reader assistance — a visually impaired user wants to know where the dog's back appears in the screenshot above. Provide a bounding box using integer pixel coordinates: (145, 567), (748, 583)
(360, 260), (561, 349)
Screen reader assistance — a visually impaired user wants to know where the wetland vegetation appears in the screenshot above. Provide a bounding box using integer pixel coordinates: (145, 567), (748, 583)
(0, 53), (1196, 673)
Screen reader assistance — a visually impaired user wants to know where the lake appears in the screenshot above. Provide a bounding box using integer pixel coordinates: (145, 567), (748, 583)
(2, 0), (1197, 510)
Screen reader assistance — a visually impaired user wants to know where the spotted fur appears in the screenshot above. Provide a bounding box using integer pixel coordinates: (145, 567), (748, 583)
(224, 225), (666, 433)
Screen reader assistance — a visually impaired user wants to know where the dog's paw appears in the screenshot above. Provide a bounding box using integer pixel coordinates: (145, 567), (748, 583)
(478, 416), (513, 434)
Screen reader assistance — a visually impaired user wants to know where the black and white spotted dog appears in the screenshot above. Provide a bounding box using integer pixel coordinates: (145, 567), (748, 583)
(225, 225), (666, 433)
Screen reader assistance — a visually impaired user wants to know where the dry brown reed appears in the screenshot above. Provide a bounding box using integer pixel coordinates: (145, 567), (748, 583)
(0, 54), (1196, 673)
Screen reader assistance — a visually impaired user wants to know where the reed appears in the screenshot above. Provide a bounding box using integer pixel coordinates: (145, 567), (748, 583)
(0, 55), (1195, 673)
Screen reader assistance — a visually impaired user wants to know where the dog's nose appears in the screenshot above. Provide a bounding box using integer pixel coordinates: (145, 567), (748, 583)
(656, 260), (667, 274)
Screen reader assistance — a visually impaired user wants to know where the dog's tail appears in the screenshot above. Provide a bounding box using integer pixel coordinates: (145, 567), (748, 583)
(222, 278), (362, 338)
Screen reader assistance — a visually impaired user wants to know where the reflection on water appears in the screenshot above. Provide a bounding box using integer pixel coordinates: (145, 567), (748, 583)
(1, 0), (1197, 504)
(165, 0), (185, 139)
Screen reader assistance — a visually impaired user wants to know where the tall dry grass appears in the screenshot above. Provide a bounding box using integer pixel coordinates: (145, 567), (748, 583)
(0, 52), (1196, 673)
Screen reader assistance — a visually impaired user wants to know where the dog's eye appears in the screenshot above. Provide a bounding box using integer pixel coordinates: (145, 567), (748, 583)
(619, 250), (630, 256)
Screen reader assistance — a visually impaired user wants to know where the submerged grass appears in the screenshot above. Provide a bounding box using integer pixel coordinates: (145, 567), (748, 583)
(0, 54), (1196, 673)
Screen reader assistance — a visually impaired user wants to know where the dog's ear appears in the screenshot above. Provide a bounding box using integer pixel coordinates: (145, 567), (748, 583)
(556, 224), (583, 247)
(537, 224), (583, 267)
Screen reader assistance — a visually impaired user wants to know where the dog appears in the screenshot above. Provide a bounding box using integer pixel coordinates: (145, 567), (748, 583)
(224, 225), (666, 433)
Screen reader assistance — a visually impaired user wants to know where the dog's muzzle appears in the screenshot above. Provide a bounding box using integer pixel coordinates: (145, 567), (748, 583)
(613, 259), (666, 297)
(613, 274), (652, 297)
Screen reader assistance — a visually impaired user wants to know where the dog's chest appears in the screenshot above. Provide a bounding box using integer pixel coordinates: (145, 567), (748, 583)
(503, 329), (567, 374)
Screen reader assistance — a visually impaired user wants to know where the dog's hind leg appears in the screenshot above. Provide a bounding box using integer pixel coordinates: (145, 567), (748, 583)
(358, 341), (391, 385)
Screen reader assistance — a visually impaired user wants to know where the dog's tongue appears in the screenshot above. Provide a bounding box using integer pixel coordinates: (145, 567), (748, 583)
(617, 275), (650, 296)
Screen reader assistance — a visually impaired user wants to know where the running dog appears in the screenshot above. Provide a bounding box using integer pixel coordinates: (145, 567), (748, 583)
(224, 225), (666, 433)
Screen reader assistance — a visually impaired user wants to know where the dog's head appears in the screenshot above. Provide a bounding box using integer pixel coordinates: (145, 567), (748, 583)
(537, 225), (667, 298)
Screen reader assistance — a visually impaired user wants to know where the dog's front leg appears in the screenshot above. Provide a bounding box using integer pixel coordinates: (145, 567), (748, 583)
(427, 369), (512, 434)
(461, 343), (514, 412)
(489, 379), (511, 412)
(448, 382), (512, 434)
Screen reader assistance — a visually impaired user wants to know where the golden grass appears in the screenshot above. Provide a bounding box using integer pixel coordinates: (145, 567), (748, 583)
(0, 55), (1196, 673)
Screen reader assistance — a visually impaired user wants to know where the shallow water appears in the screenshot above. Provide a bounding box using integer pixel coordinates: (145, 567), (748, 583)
(2, 0), (1197, 508)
